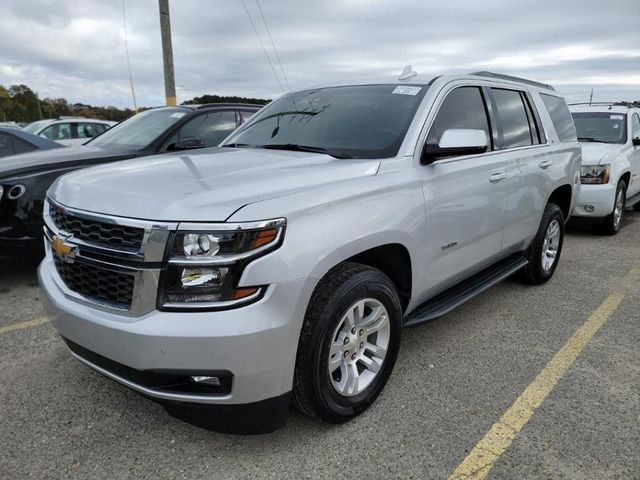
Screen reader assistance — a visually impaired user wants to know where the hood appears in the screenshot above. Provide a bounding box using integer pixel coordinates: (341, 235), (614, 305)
(0, 145), (137, 178)
(50, 147), (381, 221)
(579, 142), (621, 166)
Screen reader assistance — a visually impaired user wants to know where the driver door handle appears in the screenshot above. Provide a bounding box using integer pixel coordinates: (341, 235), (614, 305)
(539, 160), (553, 169)
(489, 172), (507, 183)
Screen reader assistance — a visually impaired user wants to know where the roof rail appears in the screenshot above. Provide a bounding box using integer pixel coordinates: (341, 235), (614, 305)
(469, 71), (555, 91)
(568, 102), (632, 107)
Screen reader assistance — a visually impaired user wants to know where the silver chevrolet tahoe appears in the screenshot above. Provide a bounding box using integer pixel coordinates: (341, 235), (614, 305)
(39, 71), (581, 434)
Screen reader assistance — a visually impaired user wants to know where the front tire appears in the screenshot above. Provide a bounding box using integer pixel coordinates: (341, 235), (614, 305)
(598, 180), (626, 235)
(520, 203), (565, 285)
(292, 262), (402, 423)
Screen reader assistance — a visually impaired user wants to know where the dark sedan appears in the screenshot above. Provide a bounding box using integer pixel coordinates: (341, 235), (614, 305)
(0, 126), (64, 158)
(0, 103), (261, 252)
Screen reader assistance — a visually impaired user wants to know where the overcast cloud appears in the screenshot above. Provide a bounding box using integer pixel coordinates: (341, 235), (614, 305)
(0, 0), (638, 107)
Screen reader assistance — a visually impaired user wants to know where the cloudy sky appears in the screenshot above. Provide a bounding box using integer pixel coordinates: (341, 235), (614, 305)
(1, 0), (639, 108)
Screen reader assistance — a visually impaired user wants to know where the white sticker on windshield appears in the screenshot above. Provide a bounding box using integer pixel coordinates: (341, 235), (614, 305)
(392, 86), (422, 96)
(170, 112), (186, 118)
(610, 115), (623, 120)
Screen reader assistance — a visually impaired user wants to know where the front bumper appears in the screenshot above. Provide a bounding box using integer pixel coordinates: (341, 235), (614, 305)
(39, 257), (312, 431)
(572, 183), (616, 218)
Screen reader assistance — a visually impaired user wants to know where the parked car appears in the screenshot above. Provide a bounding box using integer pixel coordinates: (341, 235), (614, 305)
(0, 103), (261, 253)
(23, 117), (116, 147)
(569, 104), (640, 234)
(0, 121), (22, 129)
(39, 71), (580, 434)
(0, 126), (63, 158)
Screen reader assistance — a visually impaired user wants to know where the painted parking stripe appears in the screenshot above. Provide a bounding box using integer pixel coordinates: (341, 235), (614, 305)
(449, 267), (640, 480)
(0, 317), (49, 335)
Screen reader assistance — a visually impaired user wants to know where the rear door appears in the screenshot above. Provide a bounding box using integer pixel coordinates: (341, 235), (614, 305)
(417, 84), (508, 292)
(489, 87), (550, 250)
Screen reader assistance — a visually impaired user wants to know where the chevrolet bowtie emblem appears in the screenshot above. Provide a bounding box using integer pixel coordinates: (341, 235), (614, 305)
(51, 235), (77, 263)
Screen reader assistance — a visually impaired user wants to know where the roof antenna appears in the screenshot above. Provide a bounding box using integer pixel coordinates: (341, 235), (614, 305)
(398, 65), (417, 81)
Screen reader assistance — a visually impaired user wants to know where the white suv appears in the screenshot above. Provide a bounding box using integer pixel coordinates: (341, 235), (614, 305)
(570, 104), (640, 234)
(22, 118), (116, 147)
(40, 71), (580, 433)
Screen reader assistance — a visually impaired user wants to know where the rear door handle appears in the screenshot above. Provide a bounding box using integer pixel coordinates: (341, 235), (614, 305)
(539, 160), (553, 169)
(489, 173), (507, 183)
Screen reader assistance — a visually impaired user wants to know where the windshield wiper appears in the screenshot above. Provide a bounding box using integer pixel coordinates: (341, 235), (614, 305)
(222, 143), (253, 148)
(577, 137), (616, 144)
(260, 143), (352, 159)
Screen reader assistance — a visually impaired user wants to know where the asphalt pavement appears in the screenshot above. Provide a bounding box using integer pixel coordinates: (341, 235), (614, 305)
(1, 211), (639, 479)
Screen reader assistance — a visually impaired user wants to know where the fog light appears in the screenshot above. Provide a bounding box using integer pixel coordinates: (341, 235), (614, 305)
(584, 205), (595, 213)
(180, 268), (222, 288)
(7, 184), (26, 200)
(190, 375), (221, 386)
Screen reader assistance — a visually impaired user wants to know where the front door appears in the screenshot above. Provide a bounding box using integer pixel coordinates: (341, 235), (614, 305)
(417, 85), (508, 295)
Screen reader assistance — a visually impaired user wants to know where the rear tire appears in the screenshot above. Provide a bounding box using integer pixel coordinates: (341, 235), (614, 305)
(598, 180), (626, 235)
(520, 203), (564, 285)
(292, 262), (402, 423)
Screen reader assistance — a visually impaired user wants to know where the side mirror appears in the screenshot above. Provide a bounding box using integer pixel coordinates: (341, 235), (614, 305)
(633, 137), (640, 147)
(422, 129), (488, 164)
(168, 137), (205, 151)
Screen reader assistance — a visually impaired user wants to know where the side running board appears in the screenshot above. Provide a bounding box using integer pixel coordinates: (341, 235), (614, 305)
(625, 191), (640, 209)
(404, 254), (529, 327)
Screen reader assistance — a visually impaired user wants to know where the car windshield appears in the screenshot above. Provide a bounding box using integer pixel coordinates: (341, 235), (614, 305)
(223, 84), (428, 159)
(23, 120), (51, 134)
(571, 112), (627, 144)
(87, 107), (190, 149)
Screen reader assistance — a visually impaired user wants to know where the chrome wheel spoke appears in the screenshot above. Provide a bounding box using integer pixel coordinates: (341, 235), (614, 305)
(364, 342), (386, 359)
(359, 354), (382, 374)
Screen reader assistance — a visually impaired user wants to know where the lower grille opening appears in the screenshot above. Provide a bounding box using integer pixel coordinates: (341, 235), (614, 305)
(63, 337), (233, 396)
(54, 258), (134, 308)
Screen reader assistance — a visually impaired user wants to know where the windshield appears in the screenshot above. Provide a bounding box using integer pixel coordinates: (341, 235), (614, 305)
(87, 107), (190, 149)
(223, 84), (428, 159)
(23, 120), (50, 134)
(571, 112), (627, 144)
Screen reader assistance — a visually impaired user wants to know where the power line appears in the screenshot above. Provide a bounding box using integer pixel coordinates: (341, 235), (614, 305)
(122, 0), (138, 111)
(240, 0), (285, 94)
(255, 0), (290, 91)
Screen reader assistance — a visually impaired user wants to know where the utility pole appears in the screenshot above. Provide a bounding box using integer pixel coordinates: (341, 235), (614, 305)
(158, 0), (176, 106)
(589, 88), (594, 106)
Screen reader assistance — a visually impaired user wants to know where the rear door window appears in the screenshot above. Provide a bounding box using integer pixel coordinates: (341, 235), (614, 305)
(491, 88), (534, 149)
(540, 94), (577, 142)
(427, 86), (491, 150)
(41, 123), (71, 140)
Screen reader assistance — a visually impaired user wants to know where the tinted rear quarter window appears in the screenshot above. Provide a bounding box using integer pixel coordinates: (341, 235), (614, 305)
(491, 88), (533, 149)
(427, 86), (491, 147)
(13, 137), (36, 154)
(540, 94), (577, 142)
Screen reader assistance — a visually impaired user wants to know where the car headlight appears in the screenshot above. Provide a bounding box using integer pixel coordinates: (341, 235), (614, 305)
(580, 165), (610, 184)
(0, 185), (3, 202)
(159, 219), (286, 310)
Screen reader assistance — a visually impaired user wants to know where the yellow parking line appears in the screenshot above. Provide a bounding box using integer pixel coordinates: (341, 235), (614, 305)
(449, 267), (640, 480)
(0, 317), (49, 335)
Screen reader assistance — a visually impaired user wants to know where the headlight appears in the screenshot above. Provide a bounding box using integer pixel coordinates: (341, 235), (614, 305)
(580, 165), (610, 184)
(0, 185), (3, 201)
(159, 219), (286, 310)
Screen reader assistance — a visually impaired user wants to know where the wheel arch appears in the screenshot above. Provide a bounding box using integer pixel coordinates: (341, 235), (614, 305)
(547, 184), (572, 221)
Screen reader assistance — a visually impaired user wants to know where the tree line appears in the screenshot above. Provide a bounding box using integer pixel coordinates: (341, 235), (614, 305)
(0, 84), (270, 124)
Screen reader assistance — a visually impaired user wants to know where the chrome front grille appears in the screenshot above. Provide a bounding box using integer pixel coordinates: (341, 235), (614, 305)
(54, 257), (135, 308)
(50, 204), (145, 250)
(44, 198), (178, 317)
